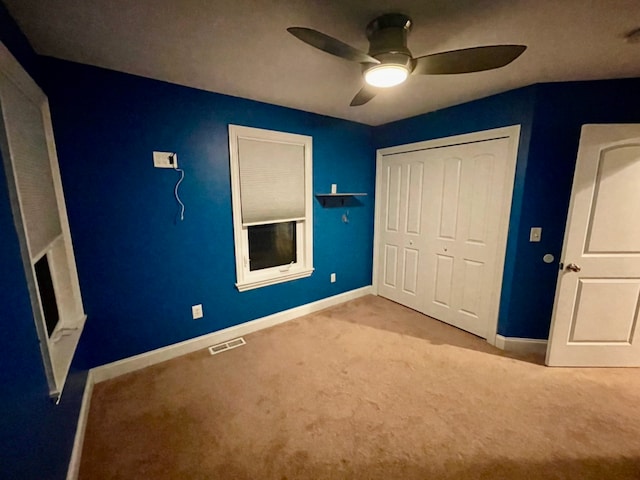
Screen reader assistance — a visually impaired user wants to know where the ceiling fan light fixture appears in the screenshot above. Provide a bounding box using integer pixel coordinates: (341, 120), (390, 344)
(364, 64), (409, 88)
(287, 13), (527, 106)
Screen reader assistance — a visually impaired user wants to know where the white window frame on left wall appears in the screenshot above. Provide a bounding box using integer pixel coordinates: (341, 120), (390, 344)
(0, 42), (86, 400)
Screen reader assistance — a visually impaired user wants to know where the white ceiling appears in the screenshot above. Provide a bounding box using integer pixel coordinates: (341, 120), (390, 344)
(5, 0), (640, 126)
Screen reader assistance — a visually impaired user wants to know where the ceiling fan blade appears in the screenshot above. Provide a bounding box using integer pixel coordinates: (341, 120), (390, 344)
(350, 86), (377, 107)
(287, 27), (380, 64)
(412, 45), (526, 75)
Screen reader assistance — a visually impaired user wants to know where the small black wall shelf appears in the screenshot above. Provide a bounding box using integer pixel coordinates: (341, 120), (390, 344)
(315, 193), (367, 207)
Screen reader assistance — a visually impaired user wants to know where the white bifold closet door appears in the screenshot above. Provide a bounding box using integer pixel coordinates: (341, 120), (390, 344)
(376, 128), (518, 340)
(377, 150), (429, 312)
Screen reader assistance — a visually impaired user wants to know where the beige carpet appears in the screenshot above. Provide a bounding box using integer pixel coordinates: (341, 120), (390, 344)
(79, 295), (640, 479)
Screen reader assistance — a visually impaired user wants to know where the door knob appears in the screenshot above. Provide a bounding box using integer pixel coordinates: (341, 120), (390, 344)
(566, 263), (581, 272)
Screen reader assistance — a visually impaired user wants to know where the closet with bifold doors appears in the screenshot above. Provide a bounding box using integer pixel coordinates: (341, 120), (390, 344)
(375, 126), (520, 341)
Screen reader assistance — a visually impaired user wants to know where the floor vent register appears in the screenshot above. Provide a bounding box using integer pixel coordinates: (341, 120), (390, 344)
(208, 337), (246, 355)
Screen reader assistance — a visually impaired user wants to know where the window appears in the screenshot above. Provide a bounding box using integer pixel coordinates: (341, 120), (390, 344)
(0, 42), (86, 399)
(228, 125), (313, 291)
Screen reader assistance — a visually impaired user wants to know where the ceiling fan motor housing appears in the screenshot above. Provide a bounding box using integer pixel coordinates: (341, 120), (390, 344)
(365, 13), (413, 71)
(286, 12), (527, 105)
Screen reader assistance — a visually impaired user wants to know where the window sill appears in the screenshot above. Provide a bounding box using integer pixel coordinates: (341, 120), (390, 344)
(236, 268), (314, 292)
(49, 312), (87, 399)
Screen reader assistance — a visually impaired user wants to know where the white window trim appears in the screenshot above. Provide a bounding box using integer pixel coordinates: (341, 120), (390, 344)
(0, 42), (87, 399)
(228, 125), (313, 291)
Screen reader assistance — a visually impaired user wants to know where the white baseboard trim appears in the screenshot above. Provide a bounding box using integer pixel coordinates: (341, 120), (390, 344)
(495, 334), (548, 356)
(67, 286), (371, 479)
(66, 370), (94, 480)
(91, 285), (373, 384)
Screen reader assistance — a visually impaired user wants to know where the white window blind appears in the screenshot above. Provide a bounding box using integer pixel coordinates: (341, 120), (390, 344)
(1, 42), (87, 399)
(238, 138), (305, 225)
(2, 75), (62, 258)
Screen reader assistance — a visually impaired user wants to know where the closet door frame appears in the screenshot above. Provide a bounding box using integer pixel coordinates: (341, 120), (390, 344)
(373, 125), (520, 345)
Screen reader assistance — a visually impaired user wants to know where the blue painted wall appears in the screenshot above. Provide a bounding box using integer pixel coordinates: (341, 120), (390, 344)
(39, 58), (376, 368)
(373, 88), (538, 338)
(0, 6), (86, 478)
(502, 78), (640, 338)
(3, 1), (640, 475)
(374, 78), (640, 339)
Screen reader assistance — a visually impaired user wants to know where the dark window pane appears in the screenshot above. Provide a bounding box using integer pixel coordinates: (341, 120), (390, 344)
(34, 255), (59, 337)
(248, 222), (296, 271)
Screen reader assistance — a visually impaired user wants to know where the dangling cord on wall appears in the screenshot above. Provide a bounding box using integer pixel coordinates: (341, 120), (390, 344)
(170, 153), (185, 221)
(174, 167), (185, 221)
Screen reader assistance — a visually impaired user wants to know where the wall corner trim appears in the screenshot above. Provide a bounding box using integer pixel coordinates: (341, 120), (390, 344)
(66, 371), (94, 480)
(495, 334), (548, 356)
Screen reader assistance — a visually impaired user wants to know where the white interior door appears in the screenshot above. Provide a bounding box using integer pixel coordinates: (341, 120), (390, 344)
(376, 151), (428, 311)
(421, 139), (512, 337)
(547, 124), (640, 367)
(375, 127), (519, 341)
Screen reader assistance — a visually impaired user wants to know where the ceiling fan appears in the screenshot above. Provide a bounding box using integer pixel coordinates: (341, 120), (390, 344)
(287, 13), (526, 106)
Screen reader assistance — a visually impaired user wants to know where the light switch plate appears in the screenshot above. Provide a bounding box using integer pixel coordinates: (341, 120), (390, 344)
(192, 304), (203, 319)
(153, 151), (178, 168)
(530, 227), (542, 242)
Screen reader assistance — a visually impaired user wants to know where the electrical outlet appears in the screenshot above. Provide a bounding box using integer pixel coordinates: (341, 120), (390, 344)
(330, 273), (336, 283)
(153, 151), (178, 169)
(192, 304), (203, 319)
